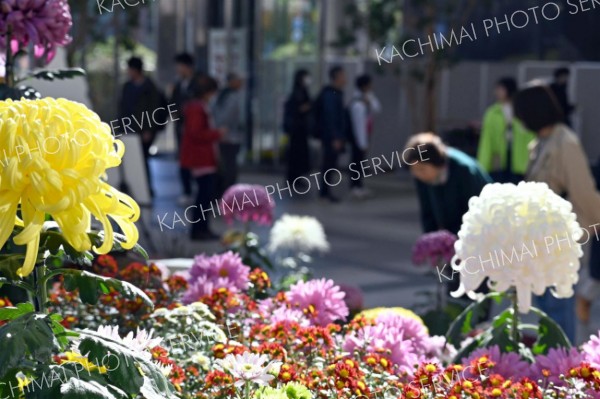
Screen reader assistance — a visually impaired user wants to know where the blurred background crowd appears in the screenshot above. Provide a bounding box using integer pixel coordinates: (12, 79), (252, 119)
(10, 0), (600, 342)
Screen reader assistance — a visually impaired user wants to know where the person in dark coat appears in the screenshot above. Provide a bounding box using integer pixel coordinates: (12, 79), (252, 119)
(284, 69), (313, 186)
(180, 76), (226, 240)
(170, 53), (198, 206)
(119, 56), (163, 198)
(315, 66), (347, 202)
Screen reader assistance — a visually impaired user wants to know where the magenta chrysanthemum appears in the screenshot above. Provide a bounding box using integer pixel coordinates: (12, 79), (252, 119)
(0, 0), (72, 63)
(463, 346), (531, 379)
(343, 312), (443, 375)
(182, 251), (250, 303)
(220, 184), (274, 226)
(412, 230), (457, 267)
(286, 279), (348, 326)
(582, 331), (600, 368)
(531, 347), (582, 386)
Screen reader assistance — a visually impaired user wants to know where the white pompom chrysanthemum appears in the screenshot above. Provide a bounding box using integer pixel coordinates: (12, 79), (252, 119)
(451, 182), (583, 313)
(268, 214), (329, 254)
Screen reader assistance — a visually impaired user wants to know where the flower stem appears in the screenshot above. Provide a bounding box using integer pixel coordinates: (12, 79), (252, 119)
(511, 292), (519, 345)
(34, 262), (49, 313)
(244, 381), (250, 399)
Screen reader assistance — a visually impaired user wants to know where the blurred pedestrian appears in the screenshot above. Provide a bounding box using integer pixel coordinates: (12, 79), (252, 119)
(477, 77), (535, 184)
(550, 67), (575, 127)
(213, 72), (244, 196)
(283, 69), (313, 187)
(348, 74), (381, 199)
(171, 53), (198, 206)
(514, 83), (600, 340)
(180, 76), (227, 241)
(314, 65), (347, 203)
(405, 133), (492, 236)
(119, 56), (164, 199)
(405, 133), (492, 307)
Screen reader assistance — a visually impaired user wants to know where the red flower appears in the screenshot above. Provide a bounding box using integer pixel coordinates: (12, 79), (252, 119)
(93, 254), (118, 278)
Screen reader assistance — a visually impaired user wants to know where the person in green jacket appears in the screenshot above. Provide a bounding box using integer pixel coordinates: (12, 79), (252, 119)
(477, 77), (536, 183)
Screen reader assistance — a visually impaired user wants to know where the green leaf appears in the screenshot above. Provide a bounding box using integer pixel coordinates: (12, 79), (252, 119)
(48, 313), (76, 349)
(0, 255), (28, 278)
(88, 232), (149, 261)
(0, 303), (35, 322)
(530, 307), (571, 354)
(62, 270), (153, 307)
(41, 231), (94, 267)
(445, 292), (502, 346)
(61, 378), (123, 399)
(76, 330), (177, 398)
(0, 313), (59, 379)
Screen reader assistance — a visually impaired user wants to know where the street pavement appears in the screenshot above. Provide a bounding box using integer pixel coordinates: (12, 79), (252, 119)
(139, 155), (600, 344)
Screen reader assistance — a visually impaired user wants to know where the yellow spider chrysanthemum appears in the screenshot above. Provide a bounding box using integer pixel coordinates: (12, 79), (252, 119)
(0, 98), (140, 277)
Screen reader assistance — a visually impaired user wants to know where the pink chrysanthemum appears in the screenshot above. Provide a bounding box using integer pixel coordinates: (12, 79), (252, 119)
(412, 230), (457, 267)
(188, 251), (250, 290)
(463, 345), (531, 379)
(220, 184), (274, 226)
(343, 312), (442, 375)
(582, 331), (600, 368)
(182, 276), (233, 304)
(0, 0), (72, 63)
(286, 279), (348, 326)
(270, 306), (310, 327)
(256, 299), (310, 327)
(182, 252), (250, 303)
(531, 347), (582, 386)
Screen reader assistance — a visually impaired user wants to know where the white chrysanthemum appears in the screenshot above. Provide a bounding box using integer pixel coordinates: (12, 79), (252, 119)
(74, 326), (161, 362)
(215, 352), (281, 387)
(450, 182), (583, 313)
(268, 214), (329, 254)
(189, 352), (211, 370)
(153, 362), (173, 377)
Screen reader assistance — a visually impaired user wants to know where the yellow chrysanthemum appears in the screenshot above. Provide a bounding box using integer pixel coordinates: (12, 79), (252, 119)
(355, 307), (428, 331)
(61, 352), (108, 373)
(0, 98), (140, 277)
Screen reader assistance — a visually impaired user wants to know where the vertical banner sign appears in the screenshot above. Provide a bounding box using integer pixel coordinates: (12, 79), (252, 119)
(208, 28), (247, 84)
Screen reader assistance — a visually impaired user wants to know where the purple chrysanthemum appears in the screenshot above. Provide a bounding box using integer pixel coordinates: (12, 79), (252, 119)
(531, 347), (582, 386)
(463, 345), (531, 379)
(182, 252), (250, 303)
(220, 184), (274, 226)
(343, 312), (442, 375)
(0, 0), (72, 63)
(286, 279), (348, 326)
(412, 230), (457, 268)
(582, 330), (600, 368)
